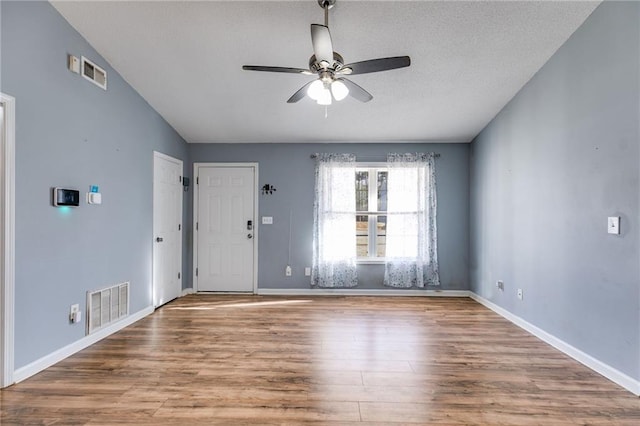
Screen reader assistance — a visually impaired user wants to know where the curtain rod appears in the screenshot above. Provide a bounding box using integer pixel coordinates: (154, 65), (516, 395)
(309, 153), (441, 159)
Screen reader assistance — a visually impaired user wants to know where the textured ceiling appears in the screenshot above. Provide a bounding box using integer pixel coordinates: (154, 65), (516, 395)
(51, 0), (600, 143)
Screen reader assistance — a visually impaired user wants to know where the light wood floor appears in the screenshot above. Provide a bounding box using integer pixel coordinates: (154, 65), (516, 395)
(1, 295), (638, 425)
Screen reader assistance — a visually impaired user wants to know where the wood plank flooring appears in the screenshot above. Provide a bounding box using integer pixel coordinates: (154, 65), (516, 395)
(1, 295), (638, 424)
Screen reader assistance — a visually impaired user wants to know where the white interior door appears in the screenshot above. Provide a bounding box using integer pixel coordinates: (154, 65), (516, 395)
(196, 165), (256, 292)
(153, 152), (183, 307)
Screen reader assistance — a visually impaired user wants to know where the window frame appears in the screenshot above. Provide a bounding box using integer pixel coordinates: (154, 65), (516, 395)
(356, 162), (387, 263)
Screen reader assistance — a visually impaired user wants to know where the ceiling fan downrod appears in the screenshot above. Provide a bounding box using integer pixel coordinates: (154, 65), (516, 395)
(318, 0), (335, 27)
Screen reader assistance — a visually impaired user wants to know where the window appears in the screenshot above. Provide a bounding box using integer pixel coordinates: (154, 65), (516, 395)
(355, 166), (387, 260)
(313, 152), (439, 288)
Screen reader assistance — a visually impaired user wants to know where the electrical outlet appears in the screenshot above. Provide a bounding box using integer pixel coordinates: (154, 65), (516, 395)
(285, 265), (292, 277)
(496, 280), (504, 291)
(517, 289), (523, 300)
(304, 267), (311, 276)
(69, 304), (81, 323)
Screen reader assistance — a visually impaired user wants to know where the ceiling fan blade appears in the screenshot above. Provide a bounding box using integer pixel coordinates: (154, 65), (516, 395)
(339, 56), (411, 75)
(287, 81), (314, 103)
(243, 65), (313, 75)
(339, 78), (373, 103)
(311, 24), (334, 66)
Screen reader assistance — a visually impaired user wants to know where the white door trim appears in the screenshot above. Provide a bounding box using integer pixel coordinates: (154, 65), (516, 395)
(1, 93), (16, 388)
(154, 150), (182, 165)
(152, 151), (183, 308)
(193, 162), (259, 294)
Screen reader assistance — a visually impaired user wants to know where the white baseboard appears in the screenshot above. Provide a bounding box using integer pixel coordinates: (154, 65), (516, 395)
(257, 288), (470, 297)
(469, 293), (640, 396)
(12, 306), (154, 384)
(181, 287), (195, 296)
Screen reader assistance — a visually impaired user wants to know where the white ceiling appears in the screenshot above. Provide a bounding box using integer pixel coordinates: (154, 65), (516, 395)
(51, 0), (600, 143)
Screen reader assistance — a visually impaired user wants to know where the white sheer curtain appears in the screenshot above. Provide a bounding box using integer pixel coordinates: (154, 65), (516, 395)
(311, 153), (358, 288)
(384, 153), (440, 288)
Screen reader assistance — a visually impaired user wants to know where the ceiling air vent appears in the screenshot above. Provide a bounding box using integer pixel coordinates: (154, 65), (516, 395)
(81, 56), (107, 90)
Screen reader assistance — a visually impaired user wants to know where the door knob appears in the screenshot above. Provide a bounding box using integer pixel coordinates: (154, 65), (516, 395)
(247, 234), (253, 239)
(156, 237), (164, 242)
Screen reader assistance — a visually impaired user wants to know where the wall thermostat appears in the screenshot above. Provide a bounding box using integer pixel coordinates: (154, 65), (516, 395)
(53, 188), (80, 207)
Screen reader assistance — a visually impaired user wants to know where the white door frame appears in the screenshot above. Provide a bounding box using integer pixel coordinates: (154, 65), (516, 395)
(1, 93), (16, 388)
(192, 162), (258, 294)
(152, 151), (183, 308)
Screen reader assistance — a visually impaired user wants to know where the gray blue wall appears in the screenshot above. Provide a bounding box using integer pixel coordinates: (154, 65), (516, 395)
(189, 143), (469, 291)
(1, 1), (189, 369)
(470, 1), (640, 380)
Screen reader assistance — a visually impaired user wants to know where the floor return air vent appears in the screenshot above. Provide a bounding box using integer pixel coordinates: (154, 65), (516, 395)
(86, 282), (129, 335)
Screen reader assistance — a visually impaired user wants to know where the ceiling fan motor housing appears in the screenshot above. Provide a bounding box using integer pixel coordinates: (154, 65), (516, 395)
(309, 52), (345, 74)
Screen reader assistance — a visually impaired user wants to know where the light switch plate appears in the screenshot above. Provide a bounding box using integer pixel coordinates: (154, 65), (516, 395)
(608, 216), (620, 234)
(262, 216), (273, 225)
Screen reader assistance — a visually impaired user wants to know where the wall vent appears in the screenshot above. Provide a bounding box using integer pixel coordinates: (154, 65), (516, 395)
(86, 282), (129, 335)
(81, 56), (107, 90)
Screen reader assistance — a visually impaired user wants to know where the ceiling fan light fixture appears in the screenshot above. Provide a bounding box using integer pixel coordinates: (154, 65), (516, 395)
(317, 87), (332, 105)
(307, 79), (325, 101)
(331, 79), (349, 101)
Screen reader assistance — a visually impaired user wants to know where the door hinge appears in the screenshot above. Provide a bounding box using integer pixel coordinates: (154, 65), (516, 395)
(196, 176), (199, 185)
(178, 272), (181, 279)
(178, 224), (181, 231)
(179, 175), (182, 183)
(196, 222), (199, 230)
(196, 268), (199, 277)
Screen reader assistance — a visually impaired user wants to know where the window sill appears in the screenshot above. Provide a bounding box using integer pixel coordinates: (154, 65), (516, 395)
(357, 258), (386, 265)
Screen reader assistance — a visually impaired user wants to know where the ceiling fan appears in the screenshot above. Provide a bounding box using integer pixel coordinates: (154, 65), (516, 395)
(242, 0), (410, 105)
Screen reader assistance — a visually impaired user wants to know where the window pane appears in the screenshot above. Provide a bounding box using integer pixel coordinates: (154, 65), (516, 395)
(355, 171), (369, 212)
(377, 171), (387, 212)
(377, 215), (386, 257)
(386, 213), (419, 258)
(356, 214), (368, 257)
